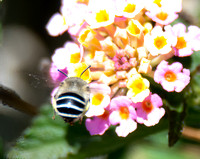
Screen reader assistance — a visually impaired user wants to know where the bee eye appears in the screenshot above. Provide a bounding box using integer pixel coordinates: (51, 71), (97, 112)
(60, 82), (64, 86)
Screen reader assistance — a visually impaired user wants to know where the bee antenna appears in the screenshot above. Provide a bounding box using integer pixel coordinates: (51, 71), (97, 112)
(80, 65), (91, 77)
(58, 69), (68, 77)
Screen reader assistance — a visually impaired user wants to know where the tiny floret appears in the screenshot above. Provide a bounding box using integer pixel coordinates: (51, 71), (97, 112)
(154, 60), (190, 92)
(109, 96), (137, 137)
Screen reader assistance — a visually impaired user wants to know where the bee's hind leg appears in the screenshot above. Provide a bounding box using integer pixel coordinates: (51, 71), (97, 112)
(52, 111), (56, 120)
(79, 116), (84, 124)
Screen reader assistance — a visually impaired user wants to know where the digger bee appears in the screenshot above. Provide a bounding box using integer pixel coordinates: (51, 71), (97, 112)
(52, 65), (91, 125)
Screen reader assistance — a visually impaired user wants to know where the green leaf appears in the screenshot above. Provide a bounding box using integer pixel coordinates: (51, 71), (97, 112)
(7, 104), (169, 159)
(170, 17), (190, 27)
(7, 104), (79, 159)
(190, 51), (200, 71)
(0, 138), (4, 159)
(66, 119), (168, 159)
(166, 103), (186, 147)
(185, 103), (200, 128)
(188, 74), (200, 107)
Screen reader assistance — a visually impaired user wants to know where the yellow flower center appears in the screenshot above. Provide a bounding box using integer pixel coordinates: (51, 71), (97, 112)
(129, 77), (146, 94)
(63, 16), (66, 25)
(153, 0), (162, 7)
(76, 0), (89, 5)
(70, 53), (81, 63)
(124, 3), (136, 13)
(154, 36), (167, 49)
(156, 11), (168, 21)
(127, 21), (141, 36)
(96, 10), (109, 23)
(81, 69), (90, 81)
(175, 37), (187, 49)
(92, 93), (104, 105)
(164, 70), (177, 82)
(119, 106), (129, 120)
(79, 29), (90, 44)
(73, 63), (91, 82)
(142, 100), (153, 113)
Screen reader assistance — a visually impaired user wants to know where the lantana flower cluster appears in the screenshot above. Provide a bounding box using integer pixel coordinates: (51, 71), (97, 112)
(47, 0), (200, 137)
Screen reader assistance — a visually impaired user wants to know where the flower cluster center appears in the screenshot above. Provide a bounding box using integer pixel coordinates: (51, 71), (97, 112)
(113, 50), (135, 70)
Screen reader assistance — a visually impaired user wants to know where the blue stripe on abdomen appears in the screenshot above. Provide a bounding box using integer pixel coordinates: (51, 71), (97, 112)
(57, 92), (85, 109)
(58, 92), (85, 103)
(57, 107), (82, 115)
(56, 98), (85, 109)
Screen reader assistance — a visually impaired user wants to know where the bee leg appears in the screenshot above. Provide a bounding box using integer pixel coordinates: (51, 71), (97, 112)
(79, 116), (83, 124)
(52, 111), (56, 120)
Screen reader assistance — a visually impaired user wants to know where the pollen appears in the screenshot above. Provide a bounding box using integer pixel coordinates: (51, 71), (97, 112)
(156, 11), (168, 21)
(164, 70), (177, 82)
(124, 3), (136, 13)
(96, 10), (109, 23)
(70, 53), (80, 63)
(92, 93), (104, 105)
(119, 106), (129, 120)
(154, 36), (167, 50)
(142, 100), (153, 113)
(175, 37), (187, 49)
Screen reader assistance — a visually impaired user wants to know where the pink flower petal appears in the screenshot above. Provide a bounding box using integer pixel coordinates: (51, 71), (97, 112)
(151, 94), (163, 108)
(110, 96), (133, 110)
(171, 23), (186, 36)
(161, 80), (175, 92)
(115, 119), (137, 137)
(144, 108), (165, 126)
(86, 117), (110, 135)
(109, 111), (121, 125)
(154, 60), (190, 92)
(135, 93), (164, 126)
(169, 62), (183, 73)
(136, 108), (148, 122)
(46, 13), (68, 36)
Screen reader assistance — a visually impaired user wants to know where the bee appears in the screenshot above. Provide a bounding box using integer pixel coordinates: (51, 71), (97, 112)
(52, 65), (91, 125)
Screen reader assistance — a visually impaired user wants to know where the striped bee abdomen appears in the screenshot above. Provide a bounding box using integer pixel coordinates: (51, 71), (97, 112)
(55, 92), (86, 119)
